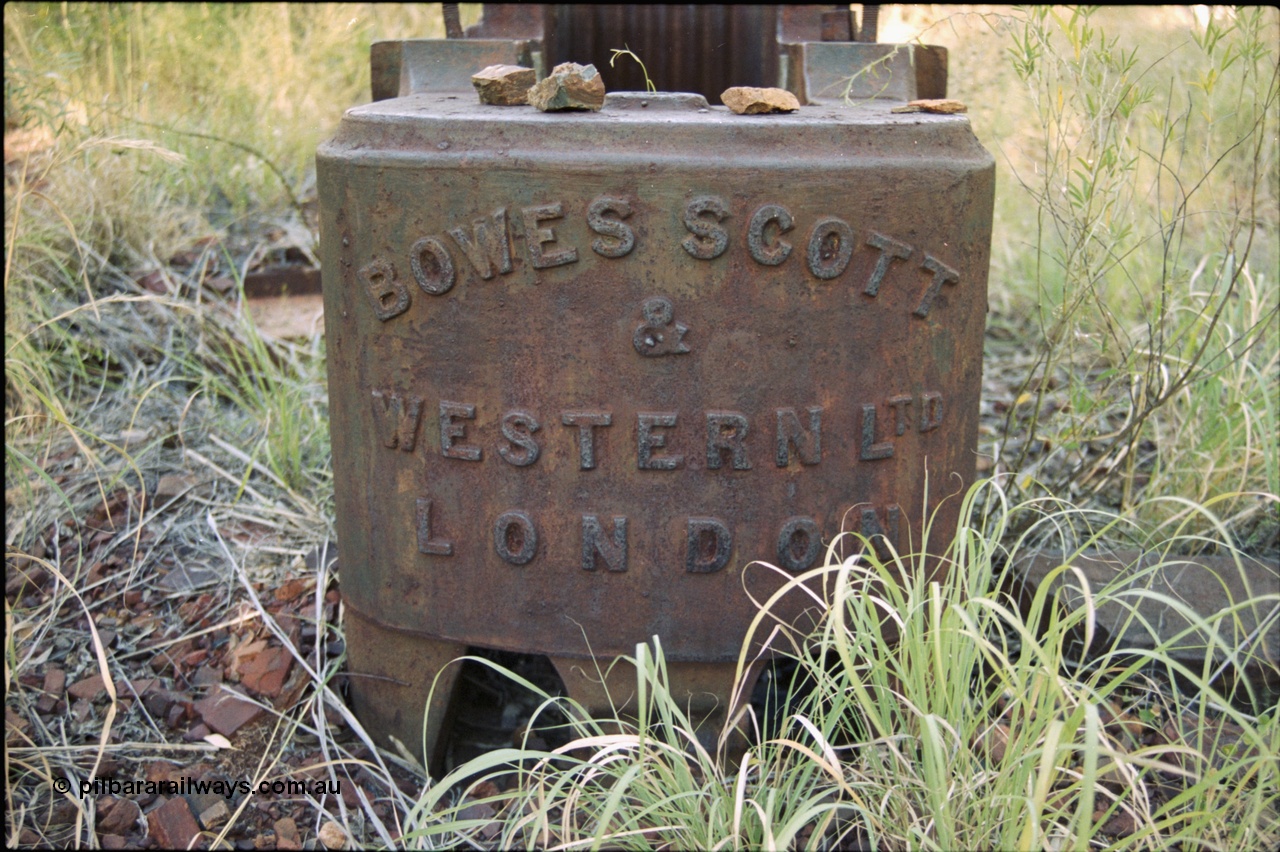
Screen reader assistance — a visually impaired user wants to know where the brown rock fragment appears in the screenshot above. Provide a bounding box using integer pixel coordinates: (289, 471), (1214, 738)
(191, 665), (224, 688)
(203, 276), (236, 295)
(197, 800), (231, 829)
(318, 821), (346, 850)
(155, 473), (197, 500)
(38, 668), (66, 713)
(147, 796), (200, 850)
(98, 796), (141, 835)
(275, 816), (302, 850)
(237, 645), (294, 698)
(43, 668), (67, 695)
(527, 62), (605, 112)
(891, 98), (967, 114)
(274, 576), (313, 603)
(183, 722), (212, 742)
(472, 64), (537, 106)
(147, 761), (177, 783)
(720, 86), (800, 114)
(6, 706), (31, 742)
(193, 686), (264, 736)
(68, 673), (107, 702)
(1100, 809), (1138, 837)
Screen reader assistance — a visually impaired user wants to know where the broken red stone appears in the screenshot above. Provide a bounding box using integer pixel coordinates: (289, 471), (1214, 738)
(121, 677), (159, 697)
(86, 561), (109, 586)
(155, 473), (197, 500)
(191, 665), (223, 688)
(182, 722), (212, 743)
(193, 686), (263, 736)
(144, 690), (175, 720)
(275, 577), (313, 602)
(97, 796), (141, 835)
(5, 706), (30, 740)
(238, 646), (294, 699)
(146, 761), (177, 783)
(147, 796), (200, 850)
(137, 270), (169, 295)
(165, 702), (186, 729)
(37, 669), (66, 713)
(275, 816), (302, 850)
(67, 673), (107, 702)
(203, 276), (236, 295)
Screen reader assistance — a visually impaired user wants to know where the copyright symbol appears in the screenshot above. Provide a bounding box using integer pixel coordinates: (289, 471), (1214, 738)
(53, 777), (72, 795)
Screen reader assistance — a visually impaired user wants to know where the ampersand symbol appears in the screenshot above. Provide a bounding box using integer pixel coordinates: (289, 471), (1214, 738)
(633, 296), (690, 357)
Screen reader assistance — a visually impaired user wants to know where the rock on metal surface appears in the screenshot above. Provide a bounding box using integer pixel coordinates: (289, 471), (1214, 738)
(720, 86), (801, 114)
(471, 64), (537, 105)
(319, 87), (994, 767)
(527, 62), (605, 112)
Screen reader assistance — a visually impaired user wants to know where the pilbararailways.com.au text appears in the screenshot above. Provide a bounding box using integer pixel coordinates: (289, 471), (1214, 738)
(61, 776), (341, 799)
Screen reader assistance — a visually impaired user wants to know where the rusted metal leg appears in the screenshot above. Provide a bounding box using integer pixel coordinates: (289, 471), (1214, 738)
(344, 607), (467, 775)
(549, 655), (765, 757)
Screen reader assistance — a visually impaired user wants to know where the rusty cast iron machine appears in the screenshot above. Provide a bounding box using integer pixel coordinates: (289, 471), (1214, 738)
(318, 5), (995, 770)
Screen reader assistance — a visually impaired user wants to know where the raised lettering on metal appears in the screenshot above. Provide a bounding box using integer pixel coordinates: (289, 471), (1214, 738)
(887, 395), (913, 436)
(439, 401), (482, 461)
(863, 231), (913, 297)
(705, 411), (752, 470)
(775, 406), (822, 466)
(747, 204), (794, 266)
(914, 254), (960, 317)
(581, 514), (627, 572)
(633, 297), (690, 357)
(777, 516), (821, 572)
(371, 390), (422, 451)
(806, 217), (854, 280)
(415, 498), (453, 556)
(448, 208), (512, 280)
(681, 195), (730, 260)
(359, 259), (410, 320)
(637, 412), (682, 470)
(498, 410), (541, 467)
(860, 504), (902, 558)
(860, 403), (894, 460)
(587, 196), (636, 258)
(493, 510), (537, 565)
(686, 517), (732, 573)
(522, 202), (578, 269)
(410, 236), (456, 295)
(920, 391), (943, 431)
(562, 410), (612, 470)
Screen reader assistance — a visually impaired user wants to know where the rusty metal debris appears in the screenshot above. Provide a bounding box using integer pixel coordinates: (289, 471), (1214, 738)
(320, 4), (995, 771)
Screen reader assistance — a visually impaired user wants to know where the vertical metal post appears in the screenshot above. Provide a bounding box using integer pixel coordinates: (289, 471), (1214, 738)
(858, 4), (880, 42)
(442, 3), (464, 39)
